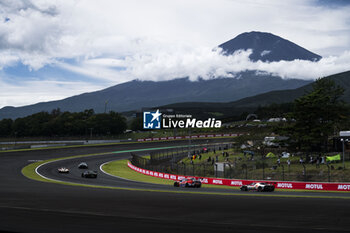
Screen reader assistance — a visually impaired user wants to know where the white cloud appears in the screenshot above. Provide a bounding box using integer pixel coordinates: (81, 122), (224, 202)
(63, 47), (350, 82)
(0, 0), (349, 71)
(0, 78), (105, 107)
(0, 0), (350, 108)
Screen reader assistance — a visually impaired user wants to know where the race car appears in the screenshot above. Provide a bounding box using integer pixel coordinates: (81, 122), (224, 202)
(78, 162), (88, 169)
(174, 178), (201, 188)
(240, 182), (275, 192)
(81, 170), (97, 178)
(58, 167), (69, 173)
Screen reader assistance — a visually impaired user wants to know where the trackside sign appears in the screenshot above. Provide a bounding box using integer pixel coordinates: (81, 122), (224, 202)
(127, 162), (350, 192)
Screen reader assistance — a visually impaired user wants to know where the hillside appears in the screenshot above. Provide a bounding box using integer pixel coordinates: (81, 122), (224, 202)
(159, 70), (350, 119)
(0, 71), (310, 119)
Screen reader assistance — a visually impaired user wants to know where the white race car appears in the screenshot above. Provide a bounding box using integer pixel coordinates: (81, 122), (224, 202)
(58, 167), (69, 173)
(240, 182), (275, 192)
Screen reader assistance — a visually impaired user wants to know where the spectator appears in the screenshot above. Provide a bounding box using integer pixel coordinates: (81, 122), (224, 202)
(215, 155), (219, 162)
(299, 157), (304, 164)
(207, 156), (211, 162)
(287, 159), (291, 167)
(277, 158), (281, 167)
(198, 154), (202, 160)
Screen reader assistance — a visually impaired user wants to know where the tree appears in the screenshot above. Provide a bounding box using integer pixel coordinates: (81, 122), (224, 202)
(286, 78), (346, 151)
(0, 119), (13, 137)
(130, 117), (143, 131)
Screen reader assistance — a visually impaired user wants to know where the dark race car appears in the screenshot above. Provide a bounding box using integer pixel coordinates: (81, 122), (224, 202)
(57, 167), (69, 173)
(81, 170), (97, 178)
(240, 182), (275, 192)
(174, 178), (201, 188)
(78, 162), (88, 169)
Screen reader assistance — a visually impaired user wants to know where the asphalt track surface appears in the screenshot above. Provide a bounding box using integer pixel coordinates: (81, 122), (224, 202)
(1, 140), (350, 233)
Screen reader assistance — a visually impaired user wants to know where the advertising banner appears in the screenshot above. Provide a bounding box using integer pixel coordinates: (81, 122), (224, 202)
(127, 161), (350, 192)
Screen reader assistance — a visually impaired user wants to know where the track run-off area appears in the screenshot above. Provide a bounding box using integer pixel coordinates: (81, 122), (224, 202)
(1, 139), (350, 233)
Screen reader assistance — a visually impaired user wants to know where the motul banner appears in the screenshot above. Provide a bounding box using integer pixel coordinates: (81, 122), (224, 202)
(127, 161), (350, 192)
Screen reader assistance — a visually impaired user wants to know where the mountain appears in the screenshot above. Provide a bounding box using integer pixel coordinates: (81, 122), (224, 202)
(0, 71), (310, 119)
(0, 31), (322, 119)
(218, 31), (322, 62)
(158, 70), (350, 119)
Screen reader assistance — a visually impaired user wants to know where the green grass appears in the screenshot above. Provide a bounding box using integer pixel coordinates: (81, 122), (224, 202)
(179, 148), (243, 165)
(102, 159), (239, 190)
(103, 160), (174, 185)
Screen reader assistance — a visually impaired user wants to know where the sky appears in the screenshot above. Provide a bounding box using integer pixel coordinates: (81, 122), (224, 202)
(0, 0), (350, 108)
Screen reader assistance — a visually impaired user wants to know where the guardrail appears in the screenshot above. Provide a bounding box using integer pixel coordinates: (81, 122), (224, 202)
(128, 161), (350, 192)
(136, 133), (243, 142)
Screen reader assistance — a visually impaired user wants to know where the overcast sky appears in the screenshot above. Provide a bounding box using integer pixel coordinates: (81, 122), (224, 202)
(0, 0), (350, 108)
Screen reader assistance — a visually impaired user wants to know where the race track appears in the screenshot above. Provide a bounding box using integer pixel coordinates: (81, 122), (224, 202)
(1, 140), (350, 233)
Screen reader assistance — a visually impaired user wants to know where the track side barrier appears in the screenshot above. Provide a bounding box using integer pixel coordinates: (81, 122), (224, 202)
(136, 133), (243, 142)
(128, 161), (350, 192)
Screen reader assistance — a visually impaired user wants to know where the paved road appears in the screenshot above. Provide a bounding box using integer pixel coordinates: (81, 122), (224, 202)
(1, 140), (350, 233)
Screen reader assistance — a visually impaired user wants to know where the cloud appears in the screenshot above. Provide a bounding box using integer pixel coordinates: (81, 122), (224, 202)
(0, 78), (105, 107)
(63, 47), (350, 82)
(0, 0), (349, 71)
(0, 0), (350, 108)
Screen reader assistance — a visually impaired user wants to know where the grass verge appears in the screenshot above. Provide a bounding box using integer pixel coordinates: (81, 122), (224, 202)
(102, 159), (239, 190)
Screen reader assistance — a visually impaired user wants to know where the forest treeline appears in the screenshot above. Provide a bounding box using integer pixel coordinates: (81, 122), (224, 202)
(0, 109), (127, 137)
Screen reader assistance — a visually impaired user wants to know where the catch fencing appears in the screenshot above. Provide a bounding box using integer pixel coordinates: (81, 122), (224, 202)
(130, 144), (350, 183)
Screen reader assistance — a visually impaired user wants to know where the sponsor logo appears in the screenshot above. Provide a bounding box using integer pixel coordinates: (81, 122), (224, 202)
(277, 183), (293, 188)
(154, 172), (158, 177)
(164, 174), (169, 179)
(200, 178), (208, 183)
(163, 118), (221, 128)
(144, 109), (221, 129)
(150, 171), (153, 176)
(305, 184), (323, 190)
(170, 175), (177, 180)
(143, 109), (162, 129)
(178, 176), (185, 180)
(213, 179), (223, 184)
(230, 181), (243, 186)
(338, 184), (350, 190)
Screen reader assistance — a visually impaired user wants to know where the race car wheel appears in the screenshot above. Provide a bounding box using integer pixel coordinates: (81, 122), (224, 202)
(258, 187), (262, 192)
(185, 183), (189, 188)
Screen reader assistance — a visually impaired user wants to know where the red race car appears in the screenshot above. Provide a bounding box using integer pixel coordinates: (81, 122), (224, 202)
(174, 178), (201, 188)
